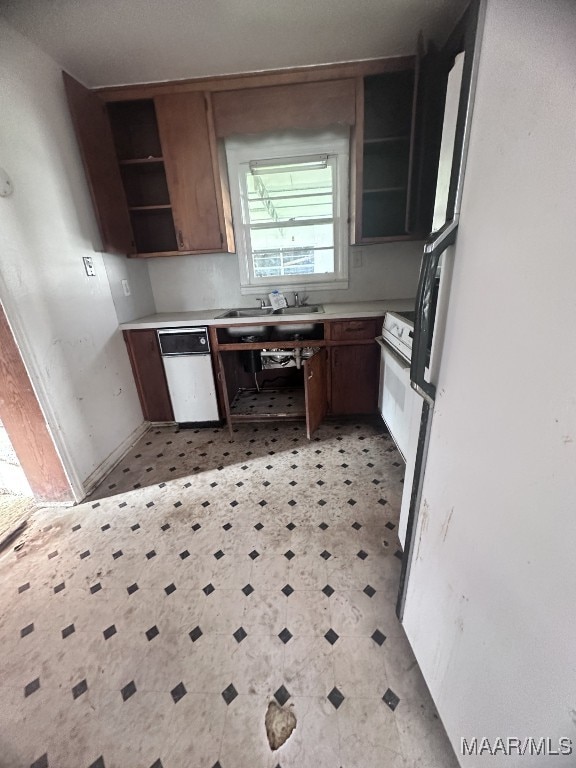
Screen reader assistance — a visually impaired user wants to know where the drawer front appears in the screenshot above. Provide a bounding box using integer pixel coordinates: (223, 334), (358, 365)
(330, 318), (380, 341)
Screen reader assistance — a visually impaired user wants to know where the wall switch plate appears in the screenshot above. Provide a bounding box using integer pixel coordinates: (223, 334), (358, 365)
(352, 249), (363, 268)
(83, 256), (96, 276)
(121, 279), (131, 297)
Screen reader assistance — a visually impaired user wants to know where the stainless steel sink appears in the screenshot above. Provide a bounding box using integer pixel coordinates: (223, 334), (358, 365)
(272, 305), (324, 337)
(216, 305), (324, 339)
(217, 308), (275, 318)
(216, 307), (274, 338)
(273, 305), (324, 316)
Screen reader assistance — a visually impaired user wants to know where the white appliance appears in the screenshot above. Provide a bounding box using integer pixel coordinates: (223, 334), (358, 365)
(377, 311), (423, 547)
(397, 0), (484, 616)
(158, 328), (219, 424)
(377, 312), (419, 461)
(397, 0), (576, 759)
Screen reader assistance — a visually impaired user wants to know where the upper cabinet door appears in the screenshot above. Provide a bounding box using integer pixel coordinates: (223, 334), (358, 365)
(408, 0), (485, 235)
(406, 37), (445, 236)
(63, 72), (135, 255)
(154, 92), (224, 253)
(440, 0), (484, 224)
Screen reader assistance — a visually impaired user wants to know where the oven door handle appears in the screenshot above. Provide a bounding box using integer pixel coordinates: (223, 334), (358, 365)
(376, 336), (410, 370)
(410, 219), (458, 404)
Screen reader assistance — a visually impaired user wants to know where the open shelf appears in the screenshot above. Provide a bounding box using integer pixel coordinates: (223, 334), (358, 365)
(119, 157), (164, 165)
(364, 136), (410, 145)
(121, 162), (170, 208)
(107, 100), (162, 161)
(128, 204), (172, 211)
(363, 186), (407, 194)
(363, 71), (414, 141)
(130, 208), (177, 253)
(362, 188), (408, 239)
(108, 100), (177, 254)
(358, 70), (414, 241)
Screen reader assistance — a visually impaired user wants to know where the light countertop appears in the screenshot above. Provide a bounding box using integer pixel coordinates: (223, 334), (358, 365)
(119, 299), (415, 330)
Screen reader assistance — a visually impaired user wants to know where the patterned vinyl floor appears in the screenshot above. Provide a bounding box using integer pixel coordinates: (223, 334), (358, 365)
(0, 420), (458, 768)
(230, 388), (305, 417)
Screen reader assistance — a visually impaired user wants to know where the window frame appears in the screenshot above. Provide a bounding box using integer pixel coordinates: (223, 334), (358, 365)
(226, 129), (350, 295)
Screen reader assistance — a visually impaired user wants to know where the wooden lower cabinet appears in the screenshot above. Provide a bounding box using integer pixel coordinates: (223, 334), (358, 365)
(304, 348), (328, 439)
(123, 330), (174, 422)
(329, 343), (381, 415)
(215, 345), (328, 439)
(122, 320), (383, 430)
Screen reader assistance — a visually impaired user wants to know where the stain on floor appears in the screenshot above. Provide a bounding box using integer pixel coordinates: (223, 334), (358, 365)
(265, 700), (297, 750)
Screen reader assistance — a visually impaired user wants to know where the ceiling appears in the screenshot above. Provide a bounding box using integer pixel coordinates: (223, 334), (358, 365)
(0, 0), (467, 88)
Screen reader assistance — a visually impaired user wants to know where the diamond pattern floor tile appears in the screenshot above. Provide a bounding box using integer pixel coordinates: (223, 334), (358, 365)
(0, 420), (458, 767)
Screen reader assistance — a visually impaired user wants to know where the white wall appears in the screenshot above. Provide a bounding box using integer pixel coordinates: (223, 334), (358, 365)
(102, 253), (155, 324)
(403, 1), (576, 764)
(0, 19), (151, 498)
(149, 240), (423, 312)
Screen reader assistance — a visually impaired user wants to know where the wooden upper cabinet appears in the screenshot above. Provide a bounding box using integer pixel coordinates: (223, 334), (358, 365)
(63, 72), (135, 255)
(106, 93), (233, 257)
(212, 80), (356, 138)
(351, 65), (423, 244)
(66, 57), (426, 257)
(155, 92), (230, 253)
(65, 78), (234, 258)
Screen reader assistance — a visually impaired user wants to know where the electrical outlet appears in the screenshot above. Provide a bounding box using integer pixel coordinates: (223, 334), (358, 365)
(83, 256), (96, 276)
(352, 249), (363, 268)
(121, 279), (131, 297)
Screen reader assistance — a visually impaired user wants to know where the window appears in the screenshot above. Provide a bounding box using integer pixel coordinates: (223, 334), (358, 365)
(226, 130), (349, 294)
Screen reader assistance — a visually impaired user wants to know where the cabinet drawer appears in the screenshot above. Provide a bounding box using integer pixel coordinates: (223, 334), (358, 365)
(330, 319), (380, 341)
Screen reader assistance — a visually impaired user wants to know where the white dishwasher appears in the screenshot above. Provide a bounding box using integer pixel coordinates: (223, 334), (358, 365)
(158, 328), (220, 425)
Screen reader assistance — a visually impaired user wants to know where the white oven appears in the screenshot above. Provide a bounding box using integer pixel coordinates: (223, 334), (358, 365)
(377, 311), (423, 548)
(377, 337), (419, 461)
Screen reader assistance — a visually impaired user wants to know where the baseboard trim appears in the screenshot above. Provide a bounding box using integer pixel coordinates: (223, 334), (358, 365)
(80, 421), (150, 500)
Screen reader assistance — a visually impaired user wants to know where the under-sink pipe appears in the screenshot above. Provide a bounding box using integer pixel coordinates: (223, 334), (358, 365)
(260, 349), (301, 368)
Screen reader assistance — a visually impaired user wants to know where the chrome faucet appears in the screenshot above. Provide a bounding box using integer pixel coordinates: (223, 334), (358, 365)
(293, 292), (308, 307)
(256, 297), (270, 309)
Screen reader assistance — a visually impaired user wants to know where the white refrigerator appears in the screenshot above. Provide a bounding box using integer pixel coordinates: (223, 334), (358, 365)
(398, 1), (576, 765)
